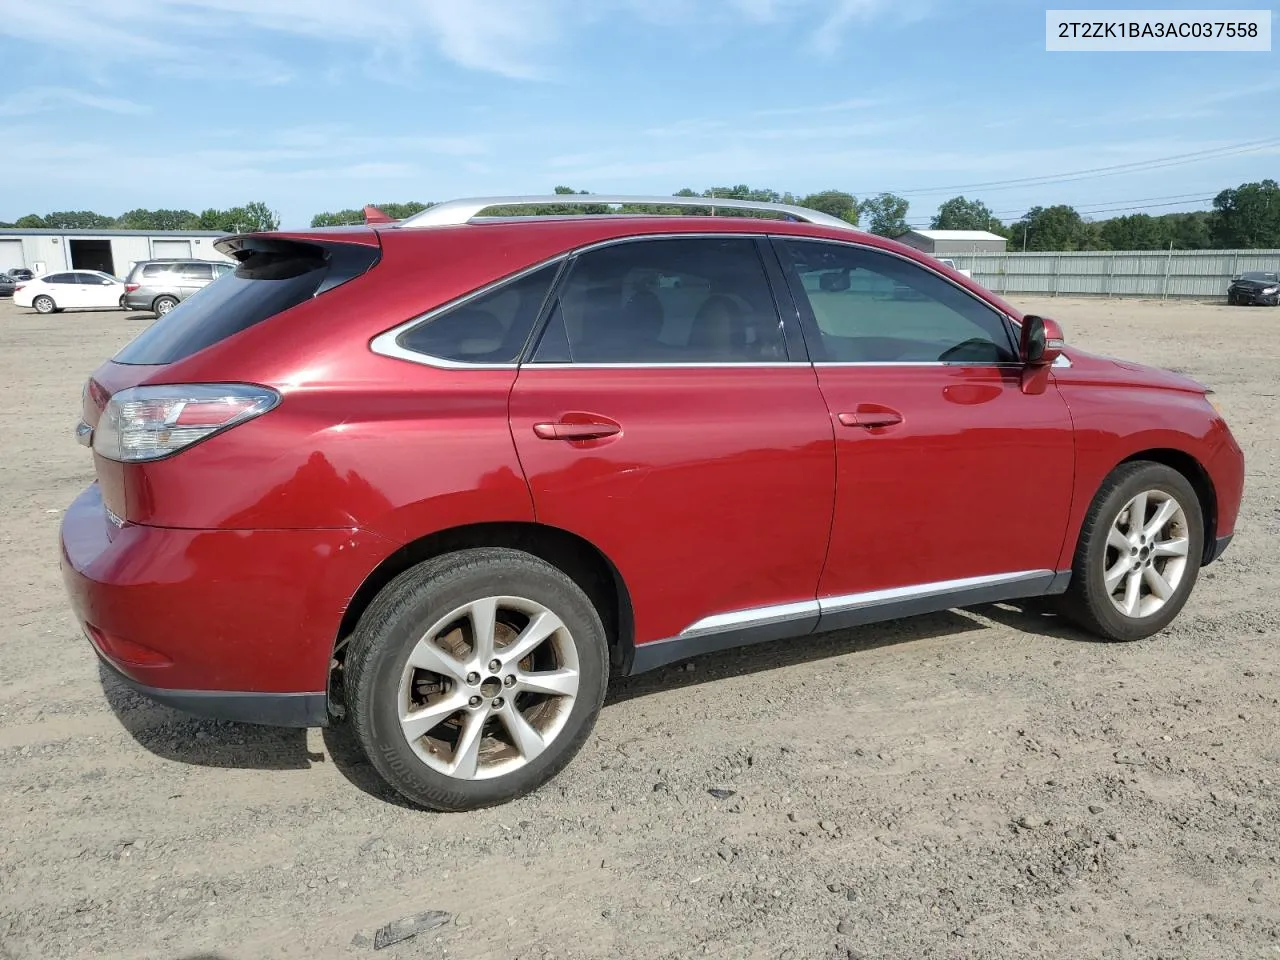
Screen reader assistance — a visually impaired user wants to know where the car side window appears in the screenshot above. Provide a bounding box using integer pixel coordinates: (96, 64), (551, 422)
(396, 263), (560, 364)
(142, 264), (167, 279)
(777, 240), (1017, 364)
(74, 272), (103, 284)
(44, 273), (69, 284)
(532, 237), (787, 364)
(179, 263), (214, 280)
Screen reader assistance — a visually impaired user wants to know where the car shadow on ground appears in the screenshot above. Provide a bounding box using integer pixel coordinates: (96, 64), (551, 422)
(98, 660), (322, 771)
(100, 600), (1096, 804)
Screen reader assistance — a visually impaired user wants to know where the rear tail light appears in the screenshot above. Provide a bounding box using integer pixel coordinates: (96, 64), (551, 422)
(125, 283), (139, 293)
(14, 283), (24, 291)
(93, 383), (280, 462)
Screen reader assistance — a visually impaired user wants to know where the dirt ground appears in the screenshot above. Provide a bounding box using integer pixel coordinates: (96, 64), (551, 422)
(0, 295), (1276, 960)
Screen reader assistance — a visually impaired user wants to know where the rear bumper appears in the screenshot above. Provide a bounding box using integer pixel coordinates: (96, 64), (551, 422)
(60, 482), (396, 727)
(122, 291), (164, 310)
(96, 653), (329, 727)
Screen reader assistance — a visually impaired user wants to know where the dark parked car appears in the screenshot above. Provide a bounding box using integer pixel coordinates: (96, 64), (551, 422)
(7, 268), (34, 282)
(62, 194), (1244, 811)
(1227, 271), (1279, 306)
(122, 259), (236, 315)
(0, 273), (15, 297)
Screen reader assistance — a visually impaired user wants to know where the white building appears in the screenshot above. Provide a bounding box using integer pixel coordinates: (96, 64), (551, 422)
(0, 229), (233, 278)
(894, 229), (1009, 256)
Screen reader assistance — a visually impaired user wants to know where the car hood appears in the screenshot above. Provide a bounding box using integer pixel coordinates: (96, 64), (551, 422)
(1056, 347), (1208, 394)
(1230, 278), (1278, 289)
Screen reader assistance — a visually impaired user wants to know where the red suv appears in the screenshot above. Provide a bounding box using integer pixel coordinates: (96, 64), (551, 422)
(60, 195), (1245, 811)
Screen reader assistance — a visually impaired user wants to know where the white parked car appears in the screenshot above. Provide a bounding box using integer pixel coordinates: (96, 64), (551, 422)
(14, 271), (125, 314)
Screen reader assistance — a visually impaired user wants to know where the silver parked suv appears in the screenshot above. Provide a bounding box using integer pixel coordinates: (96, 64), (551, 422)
(122, 259), (236, 315)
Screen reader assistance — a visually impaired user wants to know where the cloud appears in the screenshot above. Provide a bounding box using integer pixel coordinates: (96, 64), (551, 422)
(0, 86), (149, 117)
(810, 0), (934, 54)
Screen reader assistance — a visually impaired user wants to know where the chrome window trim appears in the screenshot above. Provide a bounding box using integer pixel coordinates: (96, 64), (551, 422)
(371, 232), (799, 371)
(677, 569), (1055, 638)
(370, 230), (1075, 373)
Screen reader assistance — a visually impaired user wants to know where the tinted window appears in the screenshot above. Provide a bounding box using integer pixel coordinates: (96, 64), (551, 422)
(397, 264), (559, 364)
(533, 237), (786, 364)
(214, 262), (235, 275)
(141, 263), (170, 278)
(179, 262), (214, 280)
(74, 272), (105, 284)
(45, 273), (74, 284)
(1241, 271), (1278, 282)
(779, 240), (1016, 364)
(114, 239), (379, 365)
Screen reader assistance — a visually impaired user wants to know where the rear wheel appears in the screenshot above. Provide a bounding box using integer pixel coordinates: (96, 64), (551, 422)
(1058, 462), (1204, 642)
(345, 548), (609, 811)
(153, 295), (178, 315)
(32, 295), (55, 314)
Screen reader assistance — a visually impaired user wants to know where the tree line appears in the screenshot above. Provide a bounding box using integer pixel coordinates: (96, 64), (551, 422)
(7, 179), (1278, 251)
(0, 202), (280, 234)
(313, 180), (1280, 251)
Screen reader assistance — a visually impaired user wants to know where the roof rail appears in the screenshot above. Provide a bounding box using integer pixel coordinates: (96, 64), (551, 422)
(396, 195), (857, 231)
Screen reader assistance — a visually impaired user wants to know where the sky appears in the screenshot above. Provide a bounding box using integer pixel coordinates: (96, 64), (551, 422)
(0, 0), (1277, 229)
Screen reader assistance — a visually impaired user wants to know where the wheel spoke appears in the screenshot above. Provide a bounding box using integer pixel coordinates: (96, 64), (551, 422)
(517, 667), (578, 698)
(1104, 557), (1131, 593)
(1144, 498), (1179, 538)
(467, 597), (498, 663)
(1122, 570), (1142, 616)
(1107, 525), (1132, 552)
(498, 707), (546, 763)
(502, 610), (565, 665)
(400, 693), (467, 742)
(1126, 492), (1148, 535)
(1153, 536), (1189, 558)
(448, 708), (488, 778)
(1143, 564), (1173, 601)
(407, 639), (469, 683)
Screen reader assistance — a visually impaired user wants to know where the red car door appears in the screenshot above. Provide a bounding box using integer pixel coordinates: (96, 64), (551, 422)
(508, 236), (835, 669)
(771, 237), (1076, 630)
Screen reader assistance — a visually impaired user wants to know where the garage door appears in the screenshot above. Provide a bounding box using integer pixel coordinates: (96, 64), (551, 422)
(0, 240), (24, 273)
(152, 239), (192, 259)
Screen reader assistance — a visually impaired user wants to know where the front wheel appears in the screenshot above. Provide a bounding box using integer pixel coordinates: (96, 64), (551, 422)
(32, 295), (55, 314)
(344, 548), (609, 811)
(1058, 462), (1204, 642)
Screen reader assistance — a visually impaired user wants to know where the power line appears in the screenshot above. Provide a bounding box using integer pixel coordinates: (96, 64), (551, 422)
(871, 137), (1280, 197)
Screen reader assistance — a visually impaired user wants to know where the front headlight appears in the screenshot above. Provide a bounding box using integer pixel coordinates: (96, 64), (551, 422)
(1205, 389), (1225, 417)
(1262, 286), (1278, 295)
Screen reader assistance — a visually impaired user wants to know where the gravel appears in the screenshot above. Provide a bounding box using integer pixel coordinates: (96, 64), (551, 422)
(1, 296), (1278, 959)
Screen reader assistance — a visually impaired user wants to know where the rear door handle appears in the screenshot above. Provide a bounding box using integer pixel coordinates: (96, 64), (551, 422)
(533, 421), (621, 441)
(837, 409), (903, 429)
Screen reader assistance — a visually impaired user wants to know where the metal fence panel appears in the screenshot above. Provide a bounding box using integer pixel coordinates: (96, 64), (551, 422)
(946, 249), (1280, 300)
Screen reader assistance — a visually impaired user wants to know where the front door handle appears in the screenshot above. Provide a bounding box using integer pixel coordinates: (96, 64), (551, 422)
(533, 421), (621, 441)
(837, 409), (903, 429)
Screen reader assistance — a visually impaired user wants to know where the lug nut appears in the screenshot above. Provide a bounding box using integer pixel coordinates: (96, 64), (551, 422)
(504, 675), (516, 687)
(468, 695), (482, 707)
(492, 697), (505, 709)
(466, 672), (480, 685)
(488, 659), (501, 673)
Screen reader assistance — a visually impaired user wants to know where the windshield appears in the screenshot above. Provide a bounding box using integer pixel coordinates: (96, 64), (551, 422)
(1241, 272), (1278, 282)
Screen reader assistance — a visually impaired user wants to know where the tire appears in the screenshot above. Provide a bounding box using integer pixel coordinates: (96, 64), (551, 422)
(345, 548), (609, 811)
(32, 295), (55, 314)
(153, 296), (178, 316)
(1058, 461), (1204, 642)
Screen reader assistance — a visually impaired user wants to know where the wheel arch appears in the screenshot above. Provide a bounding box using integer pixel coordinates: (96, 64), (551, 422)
(1117, 447), (1217, 564)
(333, 521), (635, 679)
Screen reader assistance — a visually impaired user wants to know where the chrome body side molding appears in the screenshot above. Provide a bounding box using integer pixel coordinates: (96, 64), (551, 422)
(626, 569), (1070, 675)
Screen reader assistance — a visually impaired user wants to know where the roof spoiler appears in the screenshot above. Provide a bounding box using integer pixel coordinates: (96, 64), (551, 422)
(363, 205), (397, 225)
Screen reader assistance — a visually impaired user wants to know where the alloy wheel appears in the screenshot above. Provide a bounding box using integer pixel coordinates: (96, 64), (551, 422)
(397, 596), (580, 780)
(1103, 489), (1191, 618)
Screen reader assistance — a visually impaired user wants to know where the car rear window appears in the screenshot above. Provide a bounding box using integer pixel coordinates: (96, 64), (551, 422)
(113, 238), (380, 365)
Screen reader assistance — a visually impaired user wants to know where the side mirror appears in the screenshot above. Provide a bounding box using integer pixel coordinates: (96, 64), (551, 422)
(1020, 315), (1064, 366)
